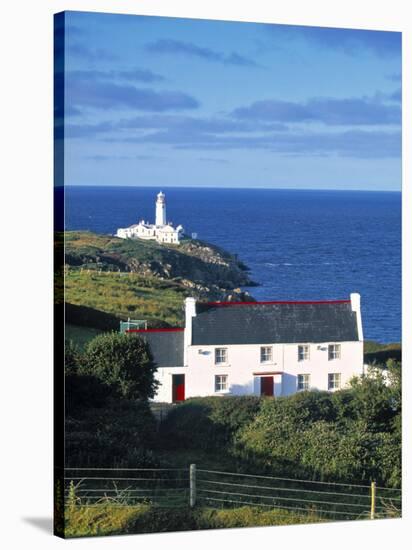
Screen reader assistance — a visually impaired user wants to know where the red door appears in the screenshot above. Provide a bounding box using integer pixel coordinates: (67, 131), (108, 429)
(172, 374), (185, 402)
(260, 376), (274, 397)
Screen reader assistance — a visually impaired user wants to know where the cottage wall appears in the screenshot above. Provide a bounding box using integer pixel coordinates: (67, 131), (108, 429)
(152, 340), (364, 403)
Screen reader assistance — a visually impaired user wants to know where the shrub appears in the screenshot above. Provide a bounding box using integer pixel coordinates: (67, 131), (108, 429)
(81, 332), (158, 400)
(65, 398), (158, 468)
(65, 373), (114, 414)
(160, 396), (261, 451)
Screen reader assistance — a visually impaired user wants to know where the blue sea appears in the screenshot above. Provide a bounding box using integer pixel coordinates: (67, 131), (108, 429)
(65, 186), (401, 343)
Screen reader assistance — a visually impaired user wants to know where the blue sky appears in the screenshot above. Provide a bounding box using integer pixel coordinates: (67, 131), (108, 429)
(57, 11), (402, 190)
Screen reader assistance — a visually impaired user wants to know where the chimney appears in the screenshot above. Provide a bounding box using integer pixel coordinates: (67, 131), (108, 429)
(184, 297), (196, 365)
(350, 293), (364, 342)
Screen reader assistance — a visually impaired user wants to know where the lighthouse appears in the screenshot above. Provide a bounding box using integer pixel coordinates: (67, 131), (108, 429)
(116, 191), (184, 244)
(155, 191), (166, 226)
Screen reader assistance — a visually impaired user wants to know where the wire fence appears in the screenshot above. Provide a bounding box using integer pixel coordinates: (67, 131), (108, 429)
(196, 469), (401, 521)
(63, 465), (402, 521)
(64, 467), (189, 509)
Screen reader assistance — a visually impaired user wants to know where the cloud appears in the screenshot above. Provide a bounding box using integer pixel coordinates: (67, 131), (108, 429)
(66, 24), (85, 38)
(65, 113), (400, 159)
(68, 42), (118, 62)
(146, 39), (259, 67)
(68, 68), (165, 83)
(119, 126), (400, 159)
(67, 78), (200, 111)
(268, 25), (401, 58)
(117, 114), (287, 133)
(388, 88), (402, 103)
(198, 157), (230, 164)
(84, 154), (161, 161)
(63, 113), (287, 140)
(65, 121), (115, 139)
(61, 94), (401, 159)
(84, 154), (132, 161)
(232, 95), (401, 125)
(386, 72), (402, 82)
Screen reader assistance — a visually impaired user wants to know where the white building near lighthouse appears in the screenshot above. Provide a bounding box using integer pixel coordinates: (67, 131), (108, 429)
(116, 191), (184, 245)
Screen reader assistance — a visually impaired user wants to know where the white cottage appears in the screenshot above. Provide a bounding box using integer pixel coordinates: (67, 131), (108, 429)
(127, 293), (364, 403)
(116, 191), (184, 245)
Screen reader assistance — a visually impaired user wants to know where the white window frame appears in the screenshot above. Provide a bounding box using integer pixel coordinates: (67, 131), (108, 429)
(328, 373), (341, 390)
(260, 346), (273, 363)
(298, 345), (310, 362)
(215, 374), (228, 392)
(215, 347), (228, 365)
(328, 344), (341, 360)
(297, 373), (310, 391)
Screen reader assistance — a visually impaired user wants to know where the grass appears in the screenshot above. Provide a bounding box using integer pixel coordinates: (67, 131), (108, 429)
(65, 270), (188, 327)
(364, 340), (401, 364)
(65, 324), (103, 350)
(61, 230), (255, 329)
(64, 503), (323, 538)
(364, 341), (401, 353)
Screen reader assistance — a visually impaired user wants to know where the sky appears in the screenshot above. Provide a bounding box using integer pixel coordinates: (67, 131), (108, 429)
(56, 11), (402, 191)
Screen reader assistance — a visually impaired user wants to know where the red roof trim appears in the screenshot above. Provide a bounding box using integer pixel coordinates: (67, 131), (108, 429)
(126, 328), (184, 333)
(253, 371), (284, 376)
(204, 299), (351, 307)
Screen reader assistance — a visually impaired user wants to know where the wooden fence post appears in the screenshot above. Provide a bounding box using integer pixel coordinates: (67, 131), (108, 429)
(190, 464), (196, 508)
(370, 481), (376, 519)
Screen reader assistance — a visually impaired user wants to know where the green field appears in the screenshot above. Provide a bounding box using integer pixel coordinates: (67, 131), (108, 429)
(65, 271), (188, 327)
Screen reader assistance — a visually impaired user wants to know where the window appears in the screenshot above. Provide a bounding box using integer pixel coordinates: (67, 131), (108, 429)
(328, 373), (341, 390)
(215, 374), (228, 392)
(328, 344), (341, 360)
(297, 374), (310, 391)
(298, 345), (310, 361)
(260, 346), (273, 363)
(215, 348), (228, 365)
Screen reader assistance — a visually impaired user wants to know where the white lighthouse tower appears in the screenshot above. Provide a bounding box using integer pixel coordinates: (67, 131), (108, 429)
(155, 191), (166, 226)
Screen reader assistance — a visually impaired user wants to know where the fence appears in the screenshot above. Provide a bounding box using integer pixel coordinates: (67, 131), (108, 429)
(64, 466), (402, 521)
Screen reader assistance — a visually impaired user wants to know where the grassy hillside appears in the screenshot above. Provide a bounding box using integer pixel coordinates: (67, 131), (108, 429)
(364, 341), (401, 364)
(65, 325), (103, 350)
(59, 231), (256, 339)
(65, 270), (188, 327)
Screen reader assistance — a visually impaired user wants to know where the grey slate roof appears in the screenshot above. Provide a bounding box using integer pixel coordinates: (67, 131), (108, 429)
(192, 301), (359, 345)
(135, 330), (184, 368)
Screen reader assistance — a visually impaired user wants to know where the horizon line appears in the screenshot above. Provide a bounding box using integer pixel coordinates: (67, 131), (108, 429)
(62, 184), (401, 193)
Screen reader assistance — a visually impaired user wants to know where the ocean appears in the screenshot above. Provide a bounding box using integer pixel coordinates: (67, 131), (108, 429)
(65, 186), (401, 343)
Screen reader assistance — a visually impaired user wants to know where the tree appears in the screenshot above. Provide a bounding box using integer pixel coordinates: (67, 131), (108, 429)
(81, 332), (158, 400)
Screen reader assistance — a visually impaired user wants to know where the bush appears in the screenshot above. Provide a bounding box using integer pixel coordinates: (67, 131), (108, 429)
(235, 378), (401, 485)
(349, 362), (401, 430)
(65, 340), (81, 375)
(160, 396), (261, 452)
(65, 373), (115, 414)
(81, 332), (158, 400)
(65, 398), (158, 468)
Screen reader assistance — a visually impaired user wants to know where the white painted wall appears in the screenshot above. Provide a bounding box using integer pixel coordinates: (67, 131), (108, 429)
(280, 341), (364, 395)
(153, 365), (186, 403)
(152, 340), (364, 403)
(155, 194), (166, 226)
